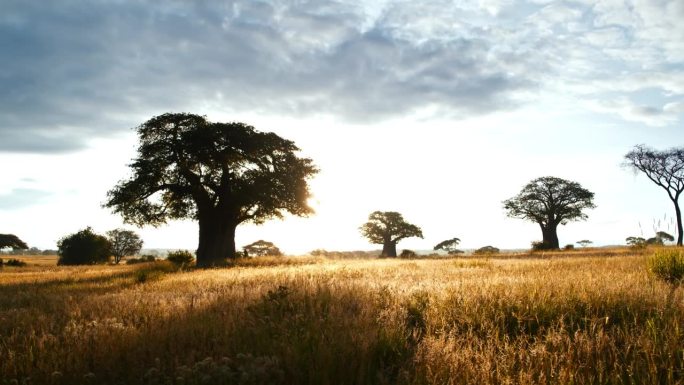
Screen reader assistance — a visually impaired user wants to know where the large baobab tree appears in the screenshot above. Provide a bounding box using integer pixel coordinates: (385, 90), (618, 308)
(504, 176), (596, 249)
(105, 113), (317, 267)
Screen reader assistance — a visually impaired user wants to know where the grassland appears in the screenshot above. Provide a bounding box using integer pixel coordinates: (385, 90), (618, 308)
(0, 248), (682, 384)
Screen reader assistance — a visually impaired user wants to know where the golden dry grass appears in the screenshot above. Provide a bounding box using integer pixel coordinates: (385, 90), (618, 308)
(0, 248), (682, 384)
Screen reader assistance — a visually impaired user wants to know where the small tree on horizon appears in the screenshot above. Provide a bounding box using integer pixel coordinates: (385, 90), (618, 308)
(107, 228), (144, 264)
(646, 231), (675, 246)
(503, 176), (596, 250)
(577, 240), (593, 248)
(0, 234), (28, 251)
(360, 211), (423, 258)
(626, 236), (647, 248)
(434, 238), (462, 255)
(242, 240), (282, 257)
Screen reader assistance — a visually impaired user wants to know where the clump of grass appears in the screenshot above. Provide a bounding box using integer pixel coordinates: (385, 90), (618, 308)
(648, 248), (684, 285)
(133, 261), (179, 283)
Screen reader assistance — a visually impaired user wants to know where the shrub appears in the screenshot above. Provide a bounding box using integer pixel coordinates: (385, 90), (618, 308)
(167, 250), (195, 267)
(648, 248), (684, 285)
(531, 241), (555, 251)
(57, 227), (112, 265)
(400, 249), (417, 258)
(473, 246), (500, 255)
(5, 258), (27, 267)
(563, 244), (575, 250)
(126, 255), (157, 265)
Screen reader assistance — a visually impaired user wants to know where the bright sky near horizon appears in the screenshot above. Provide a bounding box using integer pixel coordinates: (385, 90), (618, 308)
(1, 0), (683, 254)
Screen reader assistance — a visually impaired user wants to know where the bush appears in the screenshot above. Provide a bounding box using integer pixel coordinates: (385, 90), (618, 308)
(167, 250), (195, 267)
(563, 244), (575, 250)
(126, 255), (157, 265)
(473, 246), (500, 255)
(400, 249), (417, 258)
(531, 241), (555, 251)
(5, 258), (27, 267)
(57, 227), (112, 265)
(648, 248), (684, 285)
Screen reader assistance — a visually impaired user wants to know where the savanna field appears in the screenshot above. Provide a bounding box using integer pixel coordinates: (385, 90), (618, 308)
(1, 248), (683, 385)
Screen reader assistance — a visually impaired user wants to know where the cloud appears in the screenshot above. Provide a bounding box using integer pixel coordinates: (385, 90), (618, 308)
(0, 188), (52, 210)
(1, 0), (682, 153)
(585, 97), (683, 126)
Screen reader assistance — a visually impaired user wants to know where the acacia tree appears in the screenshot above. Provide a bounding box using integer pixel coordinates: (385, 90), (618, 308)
(503, 177), (596, 249)
(106, 229), (144, 264)
(105, 113), (317, 267)
(360, 211), (423, 257)
(0, 234), (28, 250)
(576, 240), (593, 248)
(434, 237), (462, 255)
(242, 240), (282, 257)
(624, 145), (684, 246)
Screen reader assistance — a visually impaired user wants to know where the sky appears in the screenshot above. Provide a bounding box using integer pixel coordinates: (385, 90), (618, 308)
(1, 0), (683, 254)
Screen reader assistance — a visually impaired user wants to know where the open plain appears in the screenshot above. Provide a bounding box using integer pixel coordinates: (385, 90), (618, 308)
(1, 248), (682, 384)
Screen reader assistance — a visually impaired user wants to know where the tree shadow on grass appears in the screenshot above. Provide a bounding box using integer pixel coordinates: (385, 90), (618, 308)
(4, 281), (414, 385)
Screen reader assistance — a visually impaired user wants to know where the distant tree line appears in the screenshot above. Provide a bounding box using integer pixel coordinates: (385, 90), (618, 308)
(12, 114), (682, 265)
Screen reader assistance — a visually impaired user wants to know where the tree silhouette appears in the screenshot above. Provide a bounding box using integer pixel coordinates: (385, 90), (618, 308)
(242, 240), (282, 257)
(106, 229), (144, 264)
(646, 231), (675, 246)
(0, 234), (28, 250)
(360, 211), (423, 257)
(433, 238), (462, 255)
(576, 240), (593, 248)
(626, 236), (647, 248)
(624, 145), (684, 246)
(503, 177), (596, 249)
(105, 113), (317, 267)
(57, 227), (111, 265)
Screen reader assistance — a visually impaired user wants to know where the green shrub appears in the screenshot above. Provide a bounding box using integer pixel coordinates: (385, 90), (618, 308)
(167, 250), (195, 267)
(648, 248), (684, 285)
(563, 244), (575, 250)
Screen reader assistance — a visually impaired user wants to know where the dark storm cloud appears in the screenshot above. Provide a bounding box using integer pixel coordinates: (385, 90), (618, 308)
(0, 0), (538, 153)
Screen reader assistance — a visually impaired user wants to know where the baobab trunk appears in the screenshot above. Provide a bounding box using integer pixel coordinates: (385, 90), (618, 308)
(540, 223), (560, 249)
(196, 215), (238, 267)
(381, 241), (398, 258)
